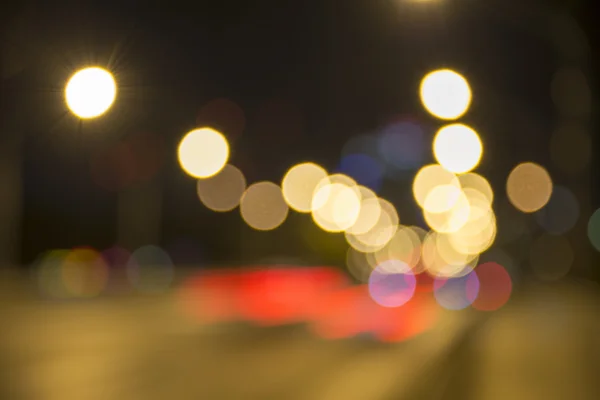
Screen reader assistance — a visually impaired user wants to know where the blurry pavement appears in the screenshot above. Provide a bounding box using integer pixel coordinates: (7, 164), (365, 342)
(0, 272), (598, 400)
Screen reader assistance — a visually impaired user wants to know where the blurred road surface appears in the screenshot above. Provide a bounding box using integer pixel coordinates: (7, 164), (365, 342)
(0, 272), (598, 400)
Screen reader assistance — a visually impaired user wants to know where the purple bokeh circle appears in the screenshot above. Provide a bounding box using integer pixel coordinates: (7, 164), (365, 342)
(368, 260), (417, 308)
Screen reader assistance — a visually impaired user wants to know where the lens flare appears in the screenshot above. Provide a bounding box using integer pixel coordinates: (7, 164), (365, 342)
(65, 67), (117, 119)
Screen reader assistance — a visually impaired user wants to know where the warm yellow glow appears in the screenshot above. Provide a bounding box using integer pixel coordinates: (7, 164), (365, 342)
(421, 232), (476, 278)
(196, 164), (246, 212)
(65, 67), (116, 119)
(433, 124), (482, 174)
(423, 188), (470, 233)
(312, 181), (362, 233)
(310, 174), (357, 212)
(240, 181), (289, 231)
(435, 233), (479, 268)
(423, 184), (462, 214)
(281, 162), (328, 212)
(413, 164), (460, 209)
(447, 204), (496, 256)
(506, 162), (553, 213)
(374, 225), (422, 270)
(178, 128), (230, 179)
(345, 186), (381, 235)
(345, 198), (399, 252)
(458, 172), (494, 205)
(420, 69), (472, 120)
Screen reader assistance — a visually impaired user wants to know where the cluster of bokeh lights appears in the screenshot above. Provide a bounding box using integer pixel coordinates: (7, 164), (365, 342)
(60, 64), (592, 316)
(36, 245), (174, 299)
(173, 68), (531, 312)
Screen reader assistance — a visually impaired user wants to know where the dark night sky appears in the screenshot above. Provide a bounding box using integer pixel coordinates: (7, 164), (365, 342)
(1, 0), (596, 266)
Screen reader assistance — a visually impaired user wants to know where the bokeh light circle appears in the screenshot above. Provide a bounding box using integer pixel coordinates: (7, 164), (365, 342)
(506, 162), (553, 213)
(126, 245), (174, 293)
(458, 173), (494, 205)
(281, 162), (328, 213)
(472, 262), (512, 311)
(433, 271), (479, 310)
(413, 164), (460, 209)
(65, 67), (117, 119)
(420, 69), (472, 120)
(240, 181), (289, 231)
(312, 182), (361, 232)
(345, 198), (399, 252)
(345, 186), (381, 236)
(177, 128), (230, 178)
(196, 164), (246, 212)
(433, 124), (482, 174)
(346, 247), (374, 283)
(368, 260), (416, 308)
(61, 248), (109, 298)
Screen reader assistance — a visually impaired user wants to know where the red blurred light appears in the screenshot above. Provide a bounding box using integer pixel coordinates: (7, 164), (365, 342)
(178, 266), (438, 343)
(472, 262), (512, 312)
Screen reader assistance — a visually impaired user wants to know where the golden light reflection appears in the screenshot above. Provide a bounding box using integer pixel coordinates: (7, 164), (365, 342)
(177, 128), (230, 179)
(311, 174), (362, 233)
(506, 162), (553, 213)
(345, 198), (399, 252)
(240, 181), (289, 231)
(423, 184), (462, 214)
(281, 162), (328, 213)
(196, 164), (246, 212)
(419, 69), (472, 120)
(421, 232), (475, 278)
(345, 186), (381, 235)
(413, 164), (460, 209)
(458, 172), (494, 205)
(448, 211), (496, 256)
(433, 124), (482, 174)
(373, 225), (422, 271)
(423, 188), (470, 233)
(446, 190), (497, 256)
(65, 67), (117, 119)
(435, 233), (479, 269)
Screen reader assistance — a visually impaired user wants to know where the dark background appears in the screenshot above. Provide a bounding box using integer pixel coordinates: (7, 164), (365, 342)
(1, 0), (597, 277)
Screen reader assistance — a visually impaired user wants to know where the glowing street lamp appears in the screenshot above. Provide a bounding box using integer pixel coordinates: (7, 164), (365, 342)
(65, 67), (117, 119)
